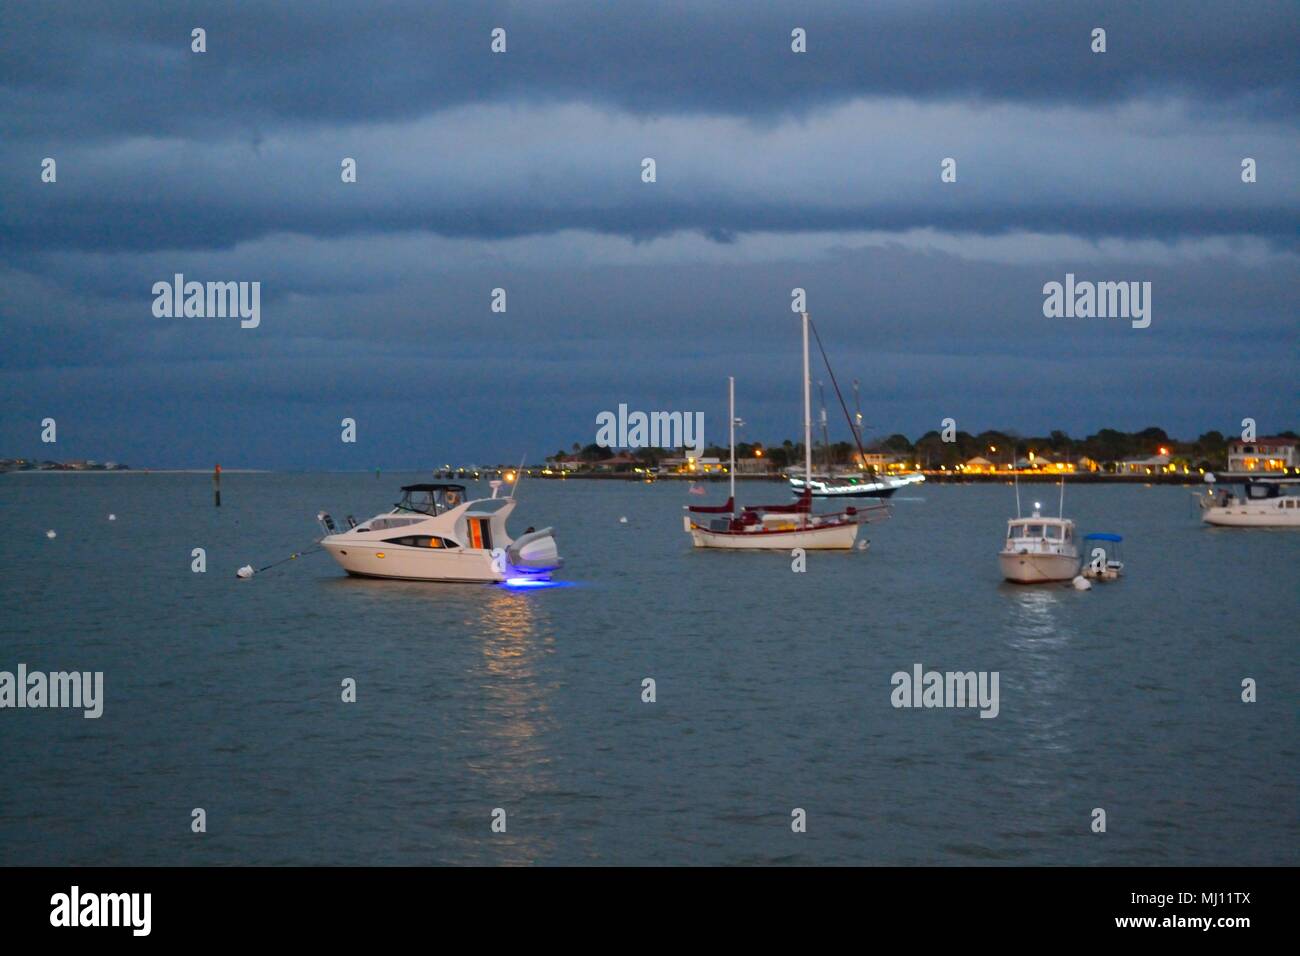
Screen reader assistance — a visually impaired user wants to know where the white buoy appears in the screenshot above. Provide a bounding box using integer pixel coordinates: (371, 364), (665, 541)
(619, 516), (628, 524)
(857, 539), (868, 551)
(45, 530), (56, 539)
(236, 565), (255, 579)
(1072, 575), (1092, 591)
(108, 514), (116, 521)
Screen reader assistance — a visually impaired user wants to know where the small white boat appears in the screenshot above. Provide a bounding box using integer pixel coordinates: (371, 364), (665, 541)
(998, 476), (1078, 583)
(318, 481), (562, 583)
(1080, 533), (1125, 581)
(1199, 475), (1300, 527)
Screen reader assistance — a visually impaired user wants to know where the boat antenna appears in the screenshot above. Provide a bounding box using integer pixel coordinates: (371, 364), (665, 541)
(852, 378), (863, 446)
(817, 381), (830, 472)
(1059, 474), (1065, 518)
(807, 317), (873, 477)
(1013, 455), (1021, 518)
(802, 313), (813, 529)
(508, 454), (527, 500)
(728, 376), (737, 516)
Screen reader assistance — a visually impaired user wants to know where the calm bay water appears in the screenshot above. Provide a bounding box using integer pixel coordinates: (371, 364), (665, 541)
(1, 472), (1296, 865)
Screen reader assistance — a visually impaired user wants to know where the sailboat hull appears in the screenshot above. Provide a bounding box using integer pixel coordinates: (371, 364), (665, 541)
(689, 521), (859, 550)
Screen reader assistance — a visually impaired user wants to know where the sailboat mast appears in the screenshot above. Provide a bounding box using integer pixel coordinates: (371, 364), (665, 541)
(802, 313), (812, 527)
(728, 376), (736, 512)
(1014, 455), (1021, 518)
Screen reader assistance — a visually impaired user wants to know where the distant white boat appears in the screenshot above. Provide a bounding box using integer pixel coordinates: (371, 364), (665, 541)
(1199, 475), (1300, 527)
(789, 470), (924, 498)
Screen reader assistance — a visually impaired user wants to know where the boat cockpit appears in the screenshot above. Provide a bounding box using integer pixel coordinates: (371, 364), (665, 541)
(1006, 518), (1074, 543)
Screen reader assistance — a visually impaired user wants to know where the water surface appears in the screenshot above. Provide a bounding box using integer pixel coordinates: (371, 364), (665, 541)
(1, 473), (1295, 865)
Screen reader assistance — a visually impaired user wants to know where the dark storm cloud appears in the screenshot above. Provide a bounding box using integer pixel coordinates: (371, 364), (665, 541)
(1, 238), (1295, 466)
(2, 0), (1295, 142)
(1, 1), (1296, 254)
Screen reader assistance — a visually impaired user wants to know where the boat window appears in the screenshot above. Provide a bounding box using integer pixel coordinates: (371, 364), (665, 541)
(1026, 524), (1044, 538)
(1009, 524), (1026, 537)
(383, 535), (458, 548)
(1045, 525), (1062, 540)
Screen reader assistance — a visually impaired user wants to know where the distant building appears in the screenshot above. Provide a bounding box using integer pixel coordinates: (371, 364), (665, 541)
(660, 456), (724, 475)
(1118, 454), (1170, 475)
(735, 456), (771, 474)
(857, 452), (903, 470)
(594, 452), (640, 472)
(544, 454), (583, 472)
(963, 456), (995, 472)
(1227, 437), (1298, 473)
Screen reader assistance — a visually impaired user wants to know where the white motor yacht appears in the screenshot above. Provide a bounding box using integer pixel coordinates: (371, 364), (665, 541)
(318, 482), (562, 583)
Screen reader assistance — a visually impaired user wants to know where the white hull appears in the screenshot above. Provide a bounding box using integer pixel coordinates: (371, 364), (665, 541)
(690, 521), (858, 550)
(1202, 506), (1300, 527)
(322, 541), (502, 582)
(998, 550), (1078, 583)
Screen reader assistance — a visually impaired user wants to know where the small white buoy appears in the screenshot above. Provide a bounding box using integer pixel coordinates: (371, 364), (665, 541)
(236, 565), (255, 579)
(619, 516), (628, 524)
(856, 539), (868, 551)
(1071, 575), (1092, 591)
(107, 514), (116, 521)
(45, 529), (56, 539)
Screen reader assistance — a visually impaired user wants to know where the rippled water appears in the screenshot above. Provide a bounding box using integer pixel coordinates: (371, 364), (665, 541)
(1, 472), (1296, 865)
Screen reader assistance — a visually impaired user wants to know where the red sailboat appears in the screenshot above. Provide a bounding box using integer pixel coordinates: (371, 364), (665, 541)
(683, 314), (888, 550)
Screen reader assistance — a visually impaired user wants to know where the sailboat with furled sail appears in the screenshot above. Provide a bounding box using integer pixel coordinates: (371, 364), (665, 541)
(683, 314), (888, 550)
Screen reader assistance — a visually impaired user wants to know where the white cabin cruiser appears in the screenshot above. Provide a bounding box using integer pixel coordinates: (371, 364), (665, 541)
(998, 509), (1080, 583)
(999, 474), (1078, 583)
(318, 482), (562, 583)
(1199, 476), (1300, 527)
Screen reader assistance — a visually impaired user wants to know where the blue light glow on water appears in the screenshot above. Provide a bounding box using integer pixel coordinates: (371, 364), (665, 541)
(500, 576), (571, 590)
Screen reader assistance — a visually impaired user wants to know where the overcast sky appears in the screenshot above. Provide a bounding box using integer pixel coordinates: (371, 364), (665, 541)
(1, 1), (1296, 467)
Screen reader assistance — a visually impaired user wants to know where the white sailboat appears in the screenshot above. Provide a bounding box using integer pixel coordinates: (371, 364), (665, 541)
(683, 315), (886, 550)
(1198, 475), (1300, 527)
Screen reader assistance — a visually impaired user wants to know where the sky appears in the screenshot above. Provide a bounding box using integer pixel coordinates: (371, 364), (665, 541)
(1, 0), (1296, 468)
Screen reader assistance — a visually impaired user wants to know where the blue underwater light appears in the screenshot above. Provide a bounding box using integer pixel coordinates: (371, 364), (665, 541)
(499, 575), (570, 590)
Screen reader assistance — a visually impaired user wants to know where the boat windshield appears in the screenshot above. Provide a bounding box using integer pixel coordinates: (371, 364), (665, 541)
(395, 484), (466, 515)
(1045, 525), (1062, 540)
